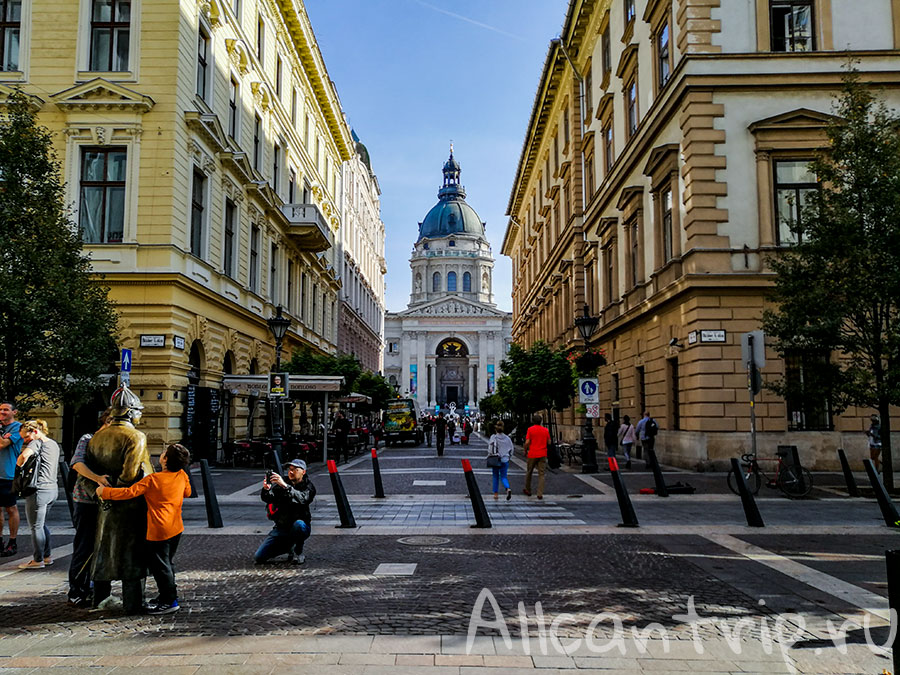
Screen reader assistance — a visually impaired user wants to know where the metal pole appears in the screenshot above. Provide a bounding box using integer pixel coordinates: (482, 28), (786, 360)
(322, 392), (329, 464)
(747, 334), (757, 458)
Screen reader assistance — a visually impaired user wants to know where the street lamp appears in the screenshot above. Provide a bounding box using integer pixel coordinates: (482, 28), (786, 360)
(266, 305), (291, 446)
(574, 303), (600, 474)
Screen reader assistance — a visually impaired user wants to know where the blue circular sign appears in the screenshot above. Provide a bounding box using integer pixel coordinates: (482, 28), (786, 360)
(581, 380), (597, 396)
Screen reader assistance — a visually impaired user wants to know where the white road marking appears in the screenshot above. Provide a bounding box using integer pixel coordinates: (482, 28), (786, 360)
(413, 480), (446, 486)
(374, 563), (417, 575)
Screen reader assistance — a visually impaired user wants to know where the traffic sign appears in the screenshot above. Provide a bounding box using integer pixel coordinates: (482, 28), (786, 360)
(121, 348), (132, 372)
(119, 372), (130, 387)
(740, 330), (766, 367)
(578, 378), (599, 403)
(585, 403), (600, 418)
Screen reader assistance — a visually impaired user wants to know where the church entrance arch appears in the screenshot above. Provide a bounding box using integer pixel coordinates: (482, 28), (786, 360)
(435, 338), (469, 408)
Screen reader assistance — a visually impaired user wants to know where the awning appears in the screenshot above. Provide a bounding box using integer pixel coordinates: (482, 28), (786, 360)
(222, 374), (344, 396)
(333, 392), (373, 405)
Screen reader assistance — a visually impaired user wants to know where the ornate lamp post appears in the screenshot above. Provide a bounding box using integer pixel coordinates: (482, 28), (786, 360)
(575, 304), (600, 474)
(266, 306), (291, 443)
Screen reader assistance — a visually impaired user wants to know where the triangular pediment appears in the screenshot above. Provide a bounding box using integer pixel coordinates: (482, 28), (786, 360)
(397, 296), (510, 318)
(186, 111), (229, 153)
(0, 84), (43, 110)
(749, 108), (840, 132)
(52, 78), (154, 113)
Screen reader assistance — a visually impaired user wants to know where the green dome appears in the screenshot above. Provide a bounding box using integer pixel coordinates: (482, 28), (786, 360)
(417, 152), (485, 241)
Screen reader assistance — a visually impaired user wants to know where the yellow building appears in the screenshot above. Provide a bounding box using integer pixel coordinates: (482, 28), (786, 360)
(503, 0), (900, 469)
(18, 0), (353, 458)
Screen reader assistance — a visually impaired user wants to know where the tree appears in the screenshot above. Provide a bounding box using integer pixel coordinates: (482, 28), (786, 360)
(0, 91), (118, 412)
(285, 347), (362, 396)
(762, 68), (900, 489)
(352, 369), (394, 411)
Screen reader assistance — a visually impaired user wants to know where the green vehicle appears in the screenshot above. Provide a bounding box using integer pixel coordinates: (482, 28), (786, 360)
(384, 398), (424, 446)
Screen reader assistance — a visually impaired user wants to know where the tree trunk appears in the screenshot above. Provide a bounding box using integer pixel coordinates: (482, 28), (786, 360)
(880, 397), (893, 491)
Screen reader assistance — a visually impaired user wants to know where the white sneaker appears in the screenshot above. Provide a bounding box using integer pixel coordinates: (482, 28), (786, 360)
(18, 559), (44, 569)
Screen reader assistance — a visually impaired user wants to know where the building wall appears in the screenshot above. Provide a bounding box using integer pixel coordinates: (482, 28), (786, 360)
(23, 0), (356, 455)
(503, 0), (900, 469)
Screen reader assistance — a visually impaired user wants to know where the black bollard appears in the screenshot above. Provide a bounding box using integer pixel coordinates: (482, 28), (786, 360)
(199, 459), (223, 528)
(327, 460), (357, 528)
(57, 460), (75, 525)
(863, 459), (900, 528)
(461, 459), (491, 528)
(184, 463), (199, 498)
(886, 550), (900, 675)
(730, 457), (765, 527)
(608, 457), (639, 527)
(646, 448), (669, 497)
(268, 446), (284, 473)
(371, 448), (385, 499)
(837, 449), (860, 498)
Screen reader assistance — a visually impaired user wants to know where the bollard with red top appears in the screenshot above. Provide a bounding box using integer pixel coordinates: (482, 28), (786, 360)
(371, 448), (385, 499)
(608, 457), (639, 528)
(461, 459), (492, 528)
(328, 459), (357, 528)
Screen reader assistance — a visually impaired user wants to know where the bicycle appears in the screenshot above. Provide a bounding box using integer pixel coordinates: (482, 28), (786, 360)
(726, 450), (813, 499)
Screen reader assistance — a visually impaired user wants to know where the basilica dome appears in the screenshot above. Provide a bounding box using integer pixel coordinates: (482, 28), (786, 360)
(417, 151), (486, 241)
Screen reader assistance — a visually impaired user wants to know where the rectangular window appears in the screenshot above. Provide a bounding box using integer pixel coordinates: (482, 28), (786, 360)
(657, 22), (671, 89)
(287, 259), (294, 313)
(90, 0), (130, 72)
(626, 78), (638, 139)
(291, 88), (297, 126)
(668, 358), (680, 430)
(0, 0), (21, 71)
(269, 242), (278, 303)
(256, 15), (264, 62)
(312, 286), (317, 332)
(604, 242), (615, 304)
(253, 113), (261, 171)
(612, 372), (620, 403)
(774, 159), (817, 245)
(785, 351), (833, 431)
(288, 168), (296, 203)
(315, 137), (321, 171)
(272, 142), (280, 192)
(624, 0), (635, 24)
(553, 136), (559, 172)
(629, 219), (639, 287)
(603, 122), (614, 173)
(249, 224), (259, 292)
(196, 24), (209, 101)
(304, 114), (310, 147)
(601, 26), (611, 79)
(190, 169), (206, 258)
(636, 365), (646, 414)
(223, 198), (236, 278)
(275, 54), (282, 97)
(300, 272), (307, 322)
(563, 109), (570, 148)
(662, 187), (673, 262)
(584, 65), (593, 116)
(228, 77), (239, 139)
(770, 0), (814, 52)
(232, 0), (240, 18)
(79, 147), (126, 243)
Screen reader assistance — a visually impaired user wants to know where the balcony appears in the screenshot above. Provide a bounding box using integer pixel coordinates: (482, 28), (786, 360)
(281, 203), (332, 252)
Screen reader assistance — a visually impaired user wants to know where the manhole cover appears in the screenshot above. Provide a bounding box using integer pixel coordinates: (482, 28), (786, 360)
(397, 536), (451, 546)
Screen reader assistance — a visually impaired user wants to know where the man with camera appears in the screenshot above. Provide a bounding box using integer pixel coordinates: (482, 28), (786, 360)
(254, 459), (316, 565)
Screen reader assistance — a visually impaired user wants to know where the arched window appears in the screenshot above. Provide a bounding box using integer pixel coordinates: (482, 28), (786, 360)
(447, 271), (457, 291)
(463, 271), (471, 292)
(432, 272), (441, 292)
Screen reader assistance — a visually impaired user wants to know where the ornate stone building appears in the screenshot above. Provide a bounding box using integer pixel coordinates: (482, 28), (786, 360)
(502, 0), (900, 468)
(337, 131), (386, 373)
(384, 152), (512, 412)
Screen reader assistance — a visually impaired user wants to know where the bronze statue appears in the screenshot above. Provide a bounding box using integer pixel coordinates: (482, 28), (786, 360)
(87, 385), (153, 613)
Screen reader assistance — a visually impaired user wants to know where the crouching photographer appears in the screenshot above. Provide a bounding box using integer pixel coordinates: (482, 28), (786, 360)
(254, 459), (316, 565)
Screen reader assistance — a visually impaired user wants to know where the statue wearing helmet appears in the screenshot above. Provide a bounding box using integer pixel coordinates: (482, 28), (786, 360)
(87, 385), (154, 613)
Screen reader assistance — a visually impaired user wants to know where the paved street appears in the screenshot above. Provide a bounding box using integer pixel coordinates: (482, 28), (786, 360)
(1, 431), (898, 673)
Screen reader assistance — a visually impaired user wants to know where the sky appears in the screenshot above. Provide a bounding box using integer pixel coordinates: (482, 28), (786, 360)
(305, 0), (569, 313)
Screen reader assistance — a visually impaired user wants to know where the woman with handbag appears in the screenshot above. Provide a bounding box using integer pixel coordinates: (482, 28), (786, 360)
(618, 415), (636, 470)
(16, 420), (60, 569)
(487, 420), (515, 501)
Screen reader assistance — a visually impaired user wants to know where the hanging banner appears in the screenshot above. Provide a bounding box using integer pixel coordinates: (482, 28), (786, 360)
(487, 364), (495, 393)
(410, 364), (417, 396)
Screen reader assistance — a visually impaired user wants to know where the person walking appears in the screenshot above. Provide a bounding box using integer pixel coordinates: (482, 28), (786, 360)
(0, 401), (22, 557)
(447, 418), (457, 445)
(867, 414), (883, 472)
(636, 411), (659, 467)
(487, 421), (515, 501)
(603, 413), (618, 465)
(67, 409), (112, 606)
(523, 414), (550, 499)
(423, 415), (433, 447)
(435, 412), (446, 457)
(17, 420), (60, 569)
(618, 415), (636, 470)
(96, 443), (192, 614)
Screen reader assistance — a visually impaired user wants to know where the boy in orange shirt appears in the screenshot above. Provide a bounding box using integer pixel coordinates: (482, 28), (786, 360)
(97, 444), (191, 615)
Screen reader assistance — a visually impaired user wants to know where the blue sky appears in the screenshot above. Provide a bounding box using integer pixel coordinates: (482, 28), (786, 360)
(305, 0), (568, 313)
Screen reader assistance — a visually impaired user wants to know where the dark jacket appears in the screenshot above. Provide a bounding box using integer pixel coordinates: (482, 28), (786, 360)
(603, 419), (618, 446)
(261, 475), (316, 527)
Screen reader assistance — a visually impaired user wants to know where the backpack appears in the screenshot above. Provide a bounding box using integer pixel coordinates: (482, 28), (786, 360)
(646, 419), (659, 438)
(12, 446), (41, 498)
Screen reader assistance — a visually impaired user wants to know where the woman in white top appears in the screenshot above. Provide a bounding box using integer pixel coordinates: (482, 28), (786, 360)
(487, 420), (515, 501)
(618, 415), (636, 470)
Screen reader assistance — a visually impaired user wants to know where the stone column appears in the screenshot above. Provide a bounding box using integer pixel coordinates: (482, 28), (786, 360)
(478, 331), (488, 402)
(415, 331), (427, 409)
(467, 358), (475, 407)
(401, 330), (411, 398)
(427, 362), (436, 409)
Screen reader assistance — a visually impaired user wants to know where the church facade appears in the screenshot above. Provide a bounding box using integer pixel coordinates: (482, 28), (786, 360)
(384, 152), (512, 413)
